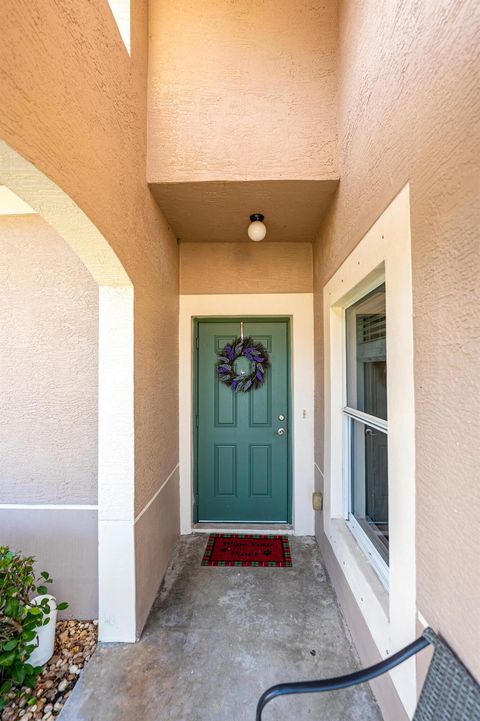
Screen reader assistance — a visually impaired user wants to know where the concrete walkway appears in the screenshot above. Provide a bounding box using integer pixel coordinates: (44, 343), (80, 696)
(60, 536), (383, 721)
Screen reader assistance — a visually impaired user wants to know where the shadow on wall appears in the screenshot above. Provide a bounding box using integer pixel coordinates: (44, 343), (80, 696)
(0, 140), (135, 641)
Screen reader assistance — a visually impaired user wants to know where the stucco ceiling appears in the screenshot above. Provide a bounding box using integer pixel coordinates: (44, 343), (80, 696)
(149, 179), (338, 243)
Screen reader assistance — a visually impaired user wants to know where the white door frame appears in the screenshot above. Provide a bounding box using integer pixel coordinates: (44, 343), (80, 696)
(179, 294), (315, 536)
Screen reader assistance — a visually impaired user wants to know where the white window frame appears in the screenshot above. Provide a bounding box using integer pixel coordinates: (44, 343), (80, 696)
(343, 281), (390, 589)
(322, 185), (417, 716)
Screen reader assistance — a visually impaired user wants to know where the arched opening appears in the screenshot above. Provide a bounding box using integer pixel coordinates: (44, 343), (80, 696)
(0, 140), (136, 642)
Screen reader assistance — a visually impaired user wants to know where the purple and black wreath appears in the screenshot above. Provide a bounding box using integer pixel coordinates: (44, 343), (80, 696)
(216, 336), (270, 392)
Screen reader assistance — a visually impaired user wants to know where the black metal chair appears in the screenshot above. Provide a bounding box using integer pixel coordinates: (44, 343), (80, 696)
(256, 628), (480, 721)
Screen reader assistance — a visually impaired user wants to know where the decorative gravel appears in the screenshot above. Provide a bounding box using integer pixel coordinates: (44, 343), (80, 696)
(1, 620), (98, 721)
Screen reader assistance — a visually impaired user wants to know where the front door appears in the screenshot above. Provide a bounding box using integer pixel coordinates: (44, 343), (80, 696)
(195, 318), (291, 523)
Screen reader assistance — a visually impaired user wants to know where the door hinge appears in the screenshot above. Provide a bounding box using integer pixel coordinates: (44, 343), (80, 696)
(196, 336), (199, 349)
(195, 414), (199, 427)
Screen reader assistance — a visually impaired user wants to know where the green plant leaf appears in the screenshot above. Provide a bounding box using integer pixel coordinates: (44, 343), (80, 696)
(0, 680), (12, 694)
(2, 640), (18, 651)
(0, 652), (16, 667)
(36, 585), (48, 595)
(4, 597), (19, 617)
(56, 602), (69, 610)
(12, 665), (26, 685)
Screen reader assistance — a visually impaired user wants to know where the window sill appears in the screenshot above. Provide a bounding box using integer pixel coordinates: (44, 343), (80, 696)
(326, 518), (390, 650)
(346, 515), (389, 589)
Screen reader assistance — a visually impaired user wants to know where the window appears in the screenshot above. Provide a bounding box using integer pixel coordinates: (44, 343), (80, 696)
(323, 187), (416, 711)
(345, 283), (389, 583)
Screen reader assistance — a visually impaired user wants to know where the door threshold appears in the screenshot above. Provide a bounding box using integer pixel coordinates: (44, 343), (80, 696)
(192, 523), (294, 535)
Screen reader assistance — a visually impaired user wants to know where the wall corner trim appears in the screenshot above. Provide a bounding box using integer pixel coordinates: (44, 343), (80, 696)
(134, 463), (180, 524)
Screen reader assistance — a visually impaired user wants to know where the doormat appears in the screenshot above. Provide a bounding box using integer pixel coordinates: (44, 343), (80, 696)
(201, 533), (292, 567)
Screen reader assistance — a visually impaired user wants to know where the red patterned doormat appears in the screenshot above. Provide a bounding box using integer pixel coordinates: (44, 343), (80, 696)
(201, 533), (292, 567)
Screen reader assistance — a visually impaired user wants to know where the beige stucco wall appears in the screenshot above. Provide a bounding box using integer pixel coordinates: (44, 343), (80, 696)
(135, 467), (180, 631)
(180, 242), (313, 294)
(0, 0), (180, 631)
(148, 0), (337, 183)
(313, 0), (480, 708)
(0, 214), (98, 505)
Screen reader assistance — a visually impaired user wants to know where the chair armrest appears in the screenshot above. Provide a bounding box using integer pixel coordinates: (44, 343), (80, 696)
(256, 634), (431, 721)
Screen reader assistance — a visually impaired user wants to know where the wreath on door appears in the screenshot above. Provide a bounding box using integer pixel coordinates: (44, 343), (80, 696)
(216, 336), (270, 392)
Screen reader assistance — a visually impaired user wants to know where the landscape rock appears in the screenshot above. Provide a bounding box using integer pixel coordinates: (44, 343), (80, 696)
(1, 619), (97, 721)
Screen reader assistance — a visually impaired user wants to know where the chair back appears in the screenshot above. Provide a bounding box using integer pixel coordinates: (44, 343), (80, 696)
(414, 628), (480, 721)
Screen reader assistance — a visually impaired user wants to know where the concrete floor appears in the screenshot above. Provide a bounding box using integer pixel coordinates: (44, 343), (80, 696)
(60, 535), (383, 721)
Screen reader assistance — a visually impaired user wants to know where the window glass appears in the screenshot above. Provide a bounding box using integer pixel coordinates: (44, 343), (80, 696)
(350, 419), (389, 564)
(345, 282), (389, 572)
(346, 284), (387, 420)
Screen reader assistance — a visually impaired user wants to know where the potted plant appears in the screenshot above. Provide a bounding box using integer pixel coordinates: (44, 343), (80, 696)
(0, 547), (68, 712)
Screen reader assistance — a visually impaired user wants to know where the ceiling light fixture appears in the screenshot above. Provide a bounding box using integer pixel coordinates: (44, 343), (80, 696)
(247, 213), (267, 242)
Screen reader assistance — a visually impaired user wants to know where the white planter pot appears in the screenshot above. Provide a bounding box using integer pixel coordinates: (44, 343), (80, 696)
(28, 594), (58, 667)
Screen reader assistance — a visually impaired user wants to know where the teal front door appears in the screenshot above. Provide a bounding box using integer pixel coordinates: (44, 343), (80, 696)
(195, 318), (291, 523)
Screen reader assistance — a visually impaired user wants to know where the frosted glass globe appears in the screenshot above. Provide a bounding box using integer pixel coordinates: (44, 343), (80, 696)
(247, 219), (267, 242)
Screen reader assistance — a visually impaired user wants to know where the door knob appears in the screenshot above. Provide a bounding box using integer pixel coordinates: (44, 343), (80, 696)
(277, 428), (286, 436)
